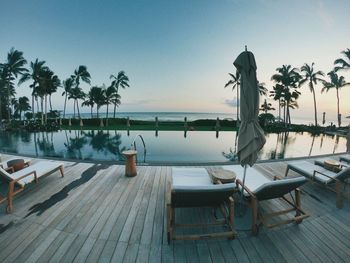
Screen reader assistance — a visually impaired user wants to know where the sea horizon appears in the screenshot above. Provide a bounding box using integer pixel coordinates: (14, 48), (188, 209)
(62, 111), (345, 126)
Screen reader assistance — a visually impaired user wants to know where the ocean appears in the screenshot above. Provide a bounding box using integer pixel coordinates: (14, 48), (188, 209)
(63, 111), (343, 125)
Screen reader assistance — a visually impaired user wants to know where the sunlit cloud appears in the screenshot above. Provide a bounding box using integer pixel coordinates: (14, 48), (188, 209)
(223, 98), (239, 108)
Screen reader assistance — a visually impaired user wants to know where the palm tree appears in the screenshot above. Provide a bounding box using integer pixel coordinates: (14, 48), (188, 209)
(19, 59), (47, 120)
(224, 72), (240, 125)
(71, 66), (91, 119)
(334, 48), (350, 72)
(322, 70), (350, 127)
(0, 48), (28, 120)
(271, 65), (301, 126)
(82, 87), (96, 118)
(299, 63), (324, 126)
(258, 82), (268, 96)
(260, 99), (275, 113)
(109, 71), (129, 117)
(62, 78), (74, 118)
(269, 84), (284, 122)
(68, 86), (86, 119)
(91, 86), (106, 118)
(105, 84), (114, 125)
(15, 96), (31, 120)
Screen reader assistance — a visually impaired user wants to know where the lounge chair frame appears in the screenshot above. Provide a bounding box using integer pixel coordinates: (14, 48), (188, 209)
(236, 176), (309, 235)
(285, 165), (350, 208)
(166, 178), (236, 243)
(0, 164), (64, 213)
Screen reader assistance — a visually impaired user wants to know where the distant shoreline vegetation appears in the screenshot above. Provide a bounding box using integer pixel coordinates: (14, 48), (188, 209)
(0, 47), (349, 133)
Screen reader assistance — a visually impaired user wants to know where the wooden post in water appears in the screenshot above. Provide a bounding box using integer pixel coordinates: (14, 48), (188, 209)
(155, 117), (159, 137)
(127, 117), (130, 136)
(215, 117), (220, 138)
(184, 117), (188, 130)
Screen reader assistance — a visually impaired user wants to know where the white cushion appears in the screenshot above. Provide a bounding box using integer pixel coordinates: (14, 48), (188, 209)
(172, 167), (212, 189)
(223, 165), (270, 193)
(287, 161), (336, 184)
(0, 161), (63, 187)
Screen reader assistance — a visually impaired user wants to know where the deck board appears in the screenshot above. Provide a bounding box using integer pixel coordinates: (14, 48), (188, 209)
(0, 154), (350, 262)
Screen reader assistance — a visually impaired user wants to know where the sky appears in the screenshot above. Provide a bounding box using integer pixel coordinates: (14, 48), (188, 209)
(1, 0), (350, 123)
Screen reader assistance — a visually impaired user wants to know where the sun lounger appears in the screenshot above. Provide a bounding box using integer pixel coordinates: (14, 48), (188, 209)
(223, 165), (308, 234)
(167, 167), (236, 243)
(0, 157), (31, 171)
(285, 160), (350, 208)
(0, 161), (64, 213)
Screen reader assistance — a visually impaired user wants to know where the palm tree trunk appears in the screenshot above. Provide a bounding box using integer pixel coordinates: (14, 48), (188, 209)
(77, 100), (81, 119)
(73, 100), (76, 118)
(63, 94), (67, 118)
(336, 88), (340, 127)
(311, 86), (318, 126)
(44, 95), (48, 124)
(106, 104), (109, 126)
(91, 106), (93, 118)
(97, 107), (99, 118)
(113, 103), (117, 118)
(41, 97), (44, 125)
(32, 95), (35, 120)
(36, 97), (39, 114)
(0, 95), (2, 122)
(49, 95), (53, 111)
(237, 84), (240, 127)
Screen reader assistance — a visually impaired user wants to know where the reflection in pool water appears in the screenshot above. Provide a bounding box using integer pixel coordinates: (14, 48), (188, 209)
(0, 130), (347, 164)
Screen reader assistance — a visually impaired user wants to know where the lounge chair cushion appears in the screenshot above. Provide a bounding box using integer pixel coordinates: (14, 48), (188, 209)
(0, 161), (63, 187)
(340, 154), (350, 163)
(287, 161), (350, 184)
(223, 165), (306, 200)
(171, 167), (235, 207)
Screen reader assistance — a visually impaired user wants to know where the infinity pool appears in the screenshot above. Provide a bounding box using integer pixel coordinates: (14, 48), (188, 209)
(0, 130), (347, 164)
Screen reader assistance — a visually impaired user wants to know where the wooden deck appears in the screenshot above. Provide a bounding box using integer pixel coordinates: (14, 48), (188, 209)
(0, 154), (350, 262)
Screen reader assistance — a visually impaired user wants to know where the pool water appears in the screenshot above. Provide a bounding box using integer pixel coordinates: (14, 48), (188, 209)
(0, 130), (347, 164)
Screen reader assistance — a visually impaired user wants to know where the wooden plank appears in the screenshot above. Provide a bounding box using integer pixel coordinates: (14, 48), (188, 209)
(267, 231), (307, 263)
(140, 167), (162, 244)
(110, 242), (128, 262)
(148, 244), (161, 263)
(59, 234), (88, 262)
(108, 167), (150, 241)
(228, 239), (250, 263)
(117, 172), (151, 242)
(22, 229), (61, 263)
(161, 244), (174, 263)
(72, 237), (97, 263)
(85, 239), (106, 263)
(49, 233), (78, 263)
(98, 240), (117, 263)
(151, 167), (166, 246)
(239, 237), (263, 263)
(98, 167), (147, 241)
(36, 231), (69, 263)
(2, 224), (44, 263)
(123, 243), (139, 263)
(257, 234), (287, 263)
(136, 244), (150, 263)
(207, 242), (224, 263)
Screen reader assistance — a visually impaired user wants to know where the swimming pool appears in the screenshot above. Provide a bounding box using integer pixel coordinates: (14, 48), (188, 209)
(0, 130), (347, 164)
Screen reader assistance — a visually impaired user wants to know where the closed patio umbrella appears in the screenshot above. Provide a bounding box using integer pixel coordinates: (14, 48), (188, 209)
(234, 49), (266, 191)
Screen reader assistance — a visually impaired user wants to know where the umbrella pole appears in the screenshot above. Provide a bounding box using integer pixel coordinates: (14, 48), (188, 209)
(241, 164), (247, 198)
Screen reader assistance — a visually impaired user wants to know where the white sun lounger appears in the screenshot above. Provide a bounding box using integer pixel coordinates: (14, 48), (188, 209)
(285, 160), (350, 208)
(340, 154), (350, 164)
(223, 165), (308, 234)
(0, 161), (64, 213)
(167, 167), (236, 243)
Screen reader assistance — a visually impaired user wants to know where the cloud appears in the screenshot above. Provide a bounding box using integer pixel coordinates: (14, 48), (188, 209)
(223, 98), (239, 108)
(122, 99), (155, 106)
(317, 0), (334, 30)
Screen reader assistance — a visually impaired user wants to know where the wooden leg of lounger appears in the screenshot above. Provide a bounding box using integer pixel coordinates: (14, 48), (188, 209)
(229, 197), (234, 229)
(335, 181), (343, 209)
(284, 167), (289, 177)
(295, 189), (301, 216)
(59, 166), (64, 177)
(167, 203), (172, 244)
(251, 197), (258, 235)
(6, 181), (14, 213)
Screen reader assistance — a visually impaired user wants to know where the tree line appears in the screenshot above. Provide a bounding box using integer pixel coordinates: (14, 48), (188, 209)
(0, 48), (130, 126)
(225, 48), (350, 127)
